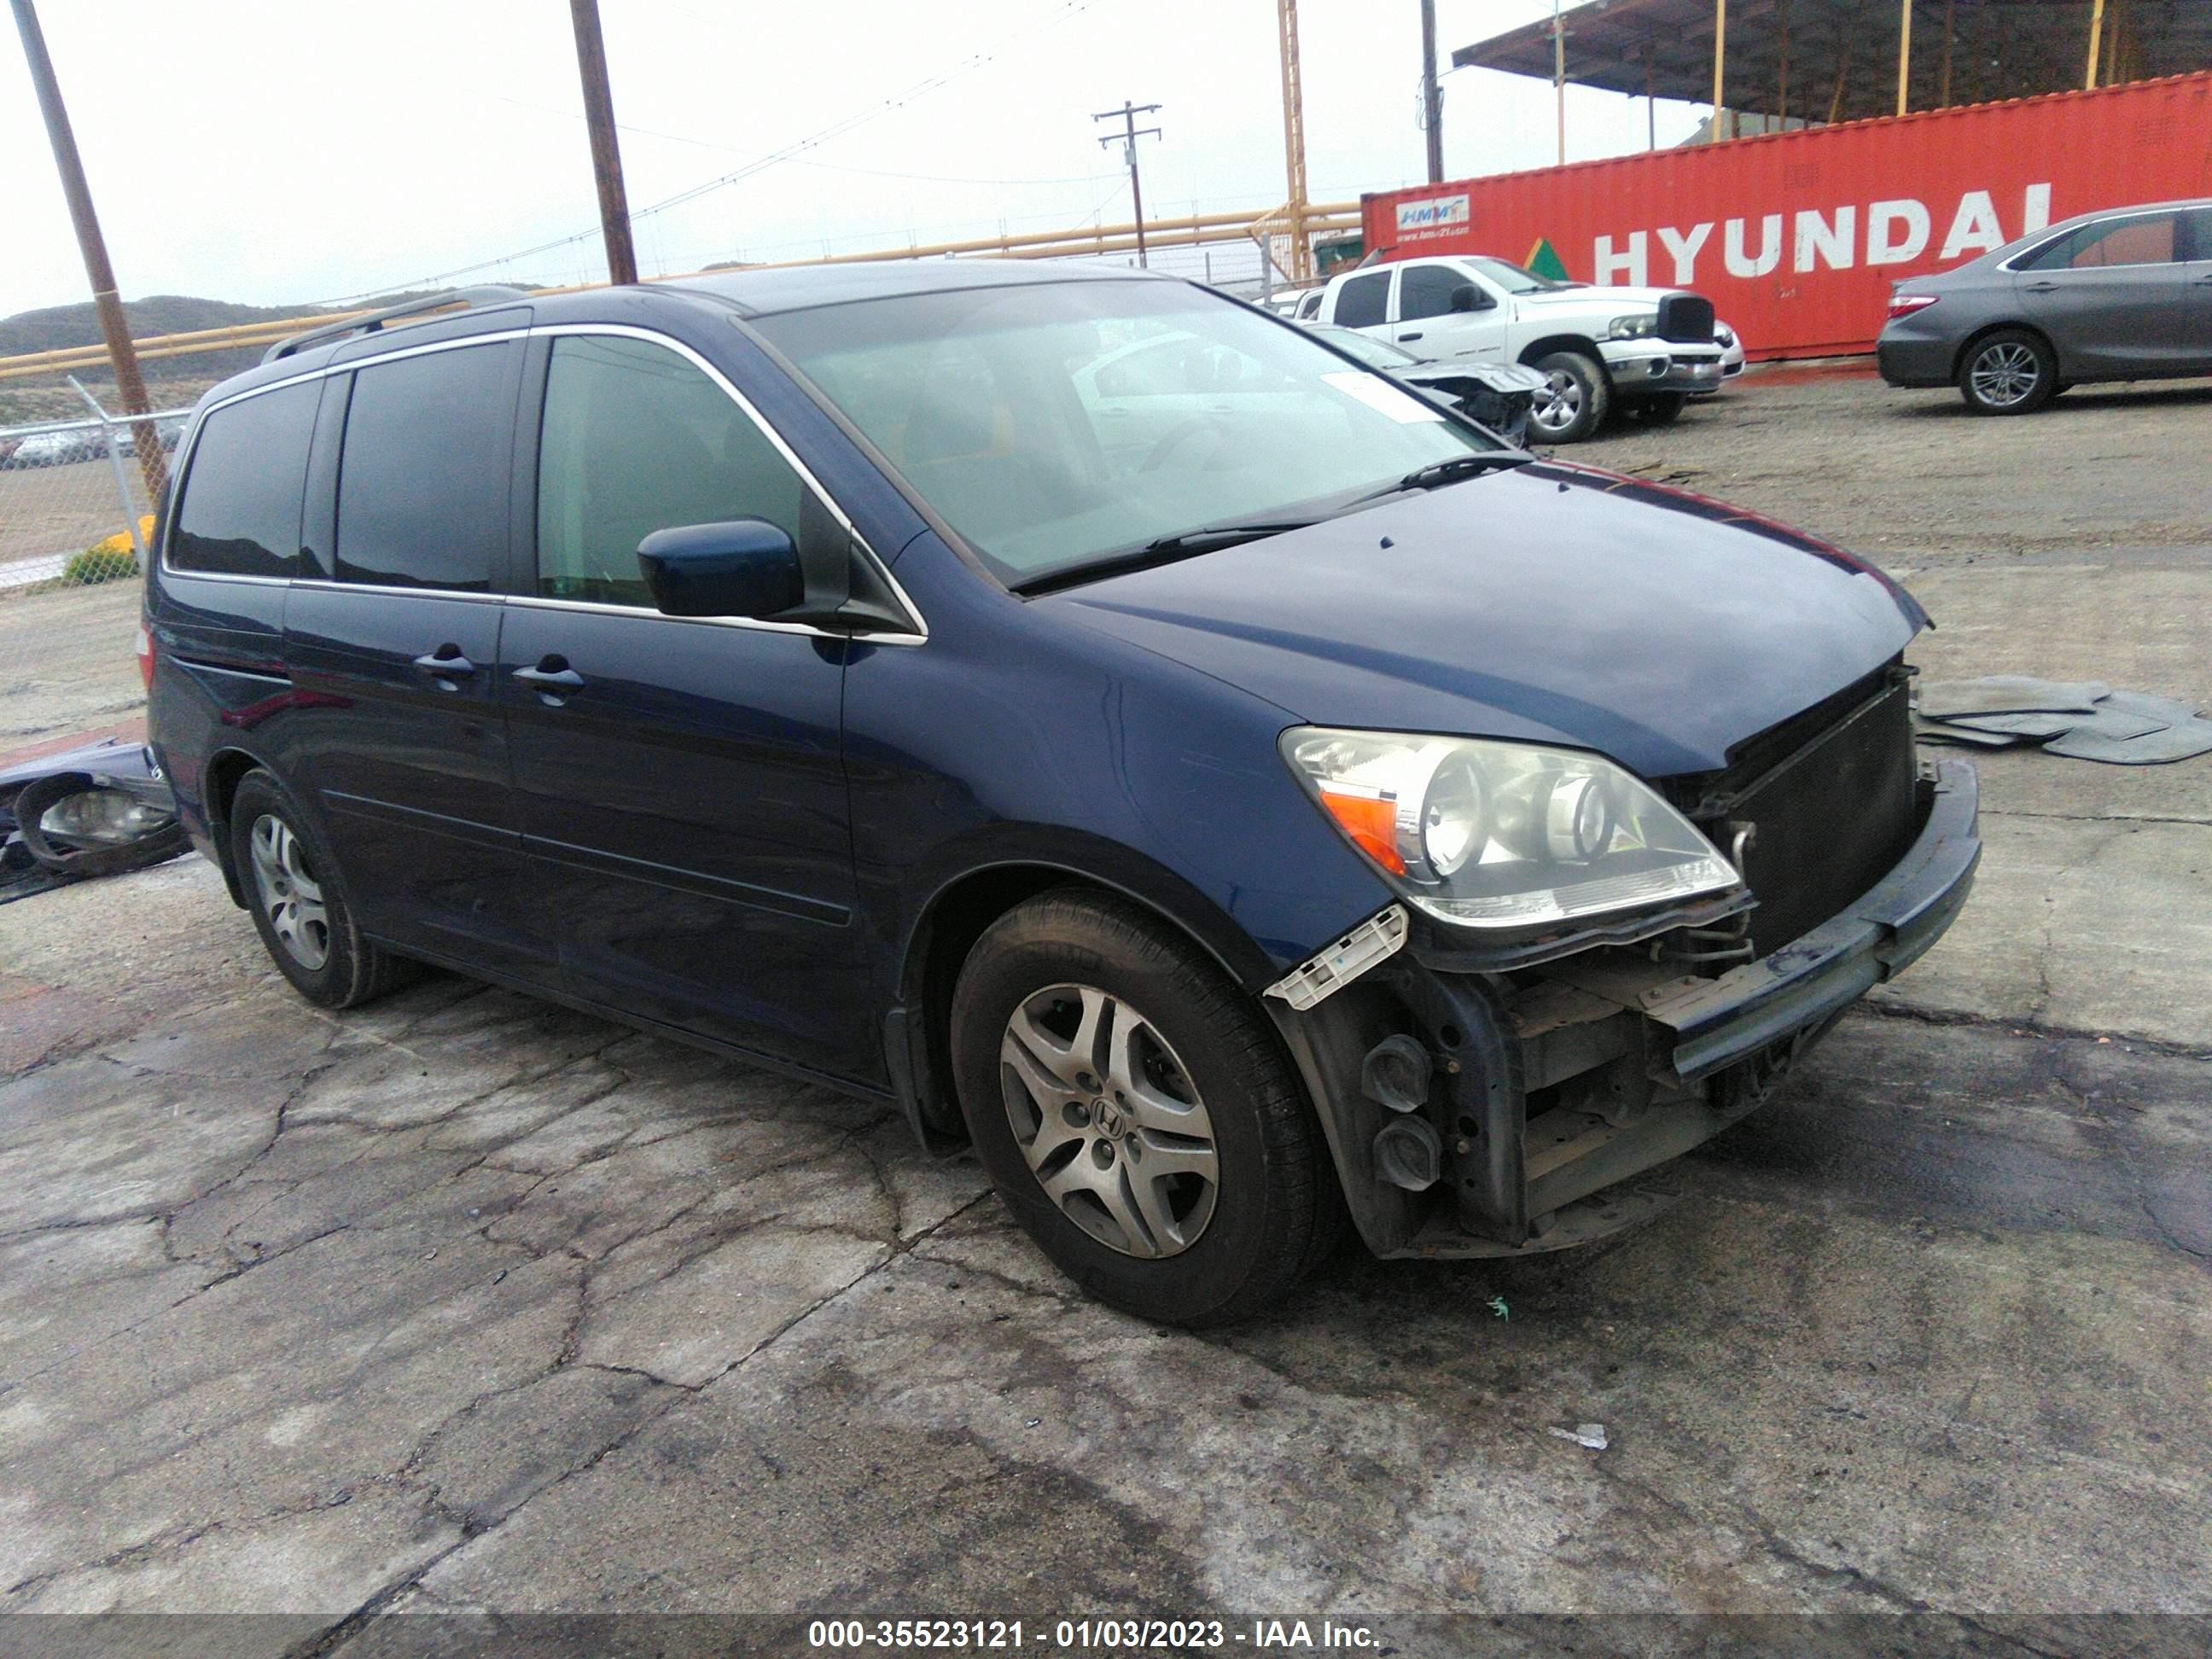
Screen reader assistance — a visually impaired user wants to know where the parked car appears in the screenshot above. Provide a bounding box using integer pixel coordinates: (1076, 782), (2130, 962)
(2, 428), (98, 469)
(111, 417), (189, 458)
(148, 267), (1977, 1325)
(1307, 325), (1545, 446)
(1877, 198), (2212, 414)
(1304, 253), (1729, 441)
(1716, 320), (1746, 378)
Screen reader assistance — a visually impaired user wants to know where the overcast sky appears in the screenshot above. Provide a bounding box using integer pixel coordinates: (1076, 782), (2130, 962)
(0, 0), (1705, 317)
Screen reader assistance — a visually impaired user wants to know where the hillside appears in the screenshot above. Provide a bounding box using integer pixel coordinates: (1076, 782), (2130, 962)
(0, 288), (480, 358)
(0, 294), (335, 358)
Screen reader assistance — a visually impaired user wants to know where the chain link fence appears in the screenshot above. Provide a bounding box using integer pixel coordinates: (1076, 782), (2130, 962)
(0, 396), (190, 761)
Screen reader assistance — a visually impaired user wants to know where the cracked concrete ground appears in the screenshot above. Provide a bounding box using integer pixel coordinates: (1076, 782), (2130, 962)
(1, 371), (2208, 1642)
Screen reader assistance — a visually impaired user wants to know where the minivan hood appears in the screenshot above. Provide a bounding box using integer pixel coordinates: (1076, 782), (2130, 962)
(1046, 464), (1924, 780)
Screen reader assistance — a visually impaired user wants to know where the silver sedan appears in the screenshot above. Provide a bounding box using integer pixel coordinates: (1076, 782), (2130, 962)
(1877, 197), (2212, 414)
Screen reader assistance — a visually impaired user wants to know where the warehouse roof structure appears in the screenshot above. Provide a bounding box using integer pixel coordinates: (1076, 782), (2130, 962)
(1453, 0), (2212, 128)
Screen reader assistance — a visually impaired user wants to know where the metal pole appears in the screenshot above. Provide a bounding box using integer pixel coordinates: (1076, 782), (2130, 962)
(10, 0), (165, 502)
(1552, 0), (1567, 164)
(2085, 0), (2105, 87)
(1419, 0), (1445, 183)
(69, 375), (145, 561)
(1647, 44), (1657, 148)
(568, 0), (638, 284)
(1896, 0), (1912, 115)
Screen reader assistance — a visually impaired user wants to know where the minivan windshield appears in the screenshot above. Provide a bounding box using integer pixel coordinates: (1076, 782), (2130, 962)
(753, 278), (1501, 589)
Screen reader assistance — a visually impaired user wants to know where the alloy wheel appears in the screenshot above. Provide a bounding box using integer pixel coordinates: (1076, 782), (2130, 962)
(1969, 341), (2041, 408)
(998, 983), (1219, 1259)
(1531, 370), (1584, 436)
(248, 813), (330, 969)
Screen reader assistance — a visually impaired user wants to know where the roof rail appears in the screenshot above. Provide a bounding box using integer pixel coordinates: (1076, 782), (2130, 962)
(261, 285), (533, 364)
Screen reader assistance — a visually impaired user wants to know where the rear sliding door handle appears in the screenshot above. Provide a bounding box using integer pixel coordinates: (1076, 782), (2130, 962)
(1397, 330), (1424, 341)
(412, 648), (476, 680)
(513, 660), (585, 695)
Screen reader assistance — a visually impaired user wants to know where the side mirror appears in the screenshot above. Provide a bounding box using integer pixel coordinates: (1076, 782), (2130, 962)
(1450, 284), (1492, 313)
(636, 520), (804, 620)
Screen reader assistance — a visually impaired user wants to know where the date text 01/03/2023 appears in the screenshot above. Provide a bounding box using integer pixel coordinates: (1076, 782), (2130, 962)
(804, 1617), (1382, 1649)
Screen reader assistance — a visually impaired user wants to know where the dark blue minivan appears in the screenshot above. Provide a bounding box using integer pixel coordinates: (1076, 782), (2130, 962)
(145, 263), (1979, 1323)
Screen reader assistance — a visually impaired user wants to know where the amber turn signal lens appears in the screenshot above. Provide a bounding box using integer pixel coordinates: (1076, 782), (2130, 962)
(1317, 788), (1405, 876)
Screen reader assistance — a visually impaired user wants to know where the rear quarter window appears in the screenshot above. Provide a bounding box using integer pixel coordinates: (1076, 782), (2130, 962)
(168, 382), (322, 578)
(335, 343), (517, 591)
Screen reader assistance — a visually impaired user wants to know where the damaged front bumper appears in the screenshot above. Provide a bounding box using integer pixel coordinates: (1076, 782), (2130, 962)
(1265, 759), (1980, 1259)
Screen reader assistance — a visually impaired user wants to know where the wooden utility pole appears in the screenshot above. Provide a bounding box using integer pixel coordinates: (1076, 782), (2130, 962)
(1277, 0), (1312, 282)
(2084, 0), (2106, 87)
(1418, 0), (1445, 184)
(1092, 102), (1162, 267)
(9, 0), (164, 500)
(568, 0), (638, 285)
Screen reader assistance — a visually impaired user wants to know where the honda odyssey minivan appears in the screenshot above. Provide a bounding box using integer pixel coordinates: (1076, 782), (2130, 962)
(146, 264), (1978, 1324)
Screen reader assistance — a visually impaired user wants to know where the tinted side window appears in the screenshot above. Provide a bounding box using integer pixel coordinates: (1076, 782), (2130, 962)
(2023, 214), (2179, 271)
(536, 335), (803, 608)
(1295, 290), (1322, 319)
(1333, 271), (1390, 329)
(169, 382), (320, 577)
(335, 343), (515, 591)
(2184, 208), (2212, 264)
(1398, 264), (1467, 321)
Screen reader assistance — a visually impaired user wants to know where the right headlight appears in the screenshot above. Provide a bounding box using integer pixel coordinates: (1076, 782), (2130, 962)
(1282, 728), (1742, 930)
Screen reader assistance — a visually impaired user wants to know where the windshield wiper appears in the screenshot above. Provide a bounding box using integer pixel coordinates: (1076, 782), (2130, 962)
(1011, 521), (1315, 596)
(1138, 521), (1316, 556)
(1339, 451), (1535, 510)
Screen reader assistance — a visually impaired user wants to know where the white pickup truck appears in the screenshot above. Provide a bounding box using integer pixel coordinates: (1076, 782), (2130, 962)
(1304, 253), (1734, 442)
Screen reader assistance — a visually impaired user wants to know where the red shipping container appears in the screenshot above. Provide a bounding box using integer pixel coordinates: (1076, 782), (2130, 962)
(1361, 73), (2212, 360)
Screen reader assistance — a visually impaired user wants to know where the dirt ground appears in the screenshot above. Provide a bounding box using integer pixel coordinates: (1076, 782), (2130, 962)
(1, 366), (2209, 1648)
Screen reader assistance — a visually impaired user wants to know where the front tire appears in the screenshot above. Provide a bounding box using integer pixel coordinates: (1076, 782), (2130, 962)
(1527, 349), (1610, 443)
(948, 889), (1340, 1325)
(228, 771), (414, 1009)
(1958, 329), (2056, 415)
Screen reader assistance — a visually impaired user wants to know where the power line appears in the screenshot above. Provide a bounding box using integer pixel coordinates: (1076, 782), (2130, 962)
(326, 0), (1093, 302)
(1091, 101), (1161, 268)
(485, 94), (1121, 188)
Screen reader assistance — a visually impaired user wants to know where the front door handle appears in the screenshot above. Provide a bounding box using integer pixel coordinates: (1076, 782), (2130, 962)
(2022, 280), (2059, 293)
(514, 658), (585, 697)
(1397, 330), (1424, 341)
(412, 647), (476, 680)
(2194, 272), (2212, 285)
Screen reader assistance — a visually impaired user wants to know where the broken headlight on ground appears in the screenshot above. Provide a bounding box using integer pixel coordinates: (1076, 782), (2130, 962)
(1281, 728), (1742, 929)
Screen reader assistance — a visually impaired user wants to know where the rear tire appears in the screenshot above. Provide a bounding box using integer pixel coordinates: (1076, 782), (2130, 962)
(1957, 329), (2056, 415)
(228, 770), (415, 1009)
(1527, 350), (1610, 444)
(948, 888), (1341, 1325)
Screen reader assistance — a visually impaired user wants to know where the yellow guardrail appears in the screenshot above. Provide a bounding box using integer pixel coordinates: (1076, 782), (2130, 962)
(0, 205), (1361, 384)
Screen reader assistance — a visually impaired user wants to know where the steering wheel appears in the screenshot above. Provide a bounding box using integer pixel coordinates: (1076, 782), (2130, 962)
(1138, 416), (1237, 473)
